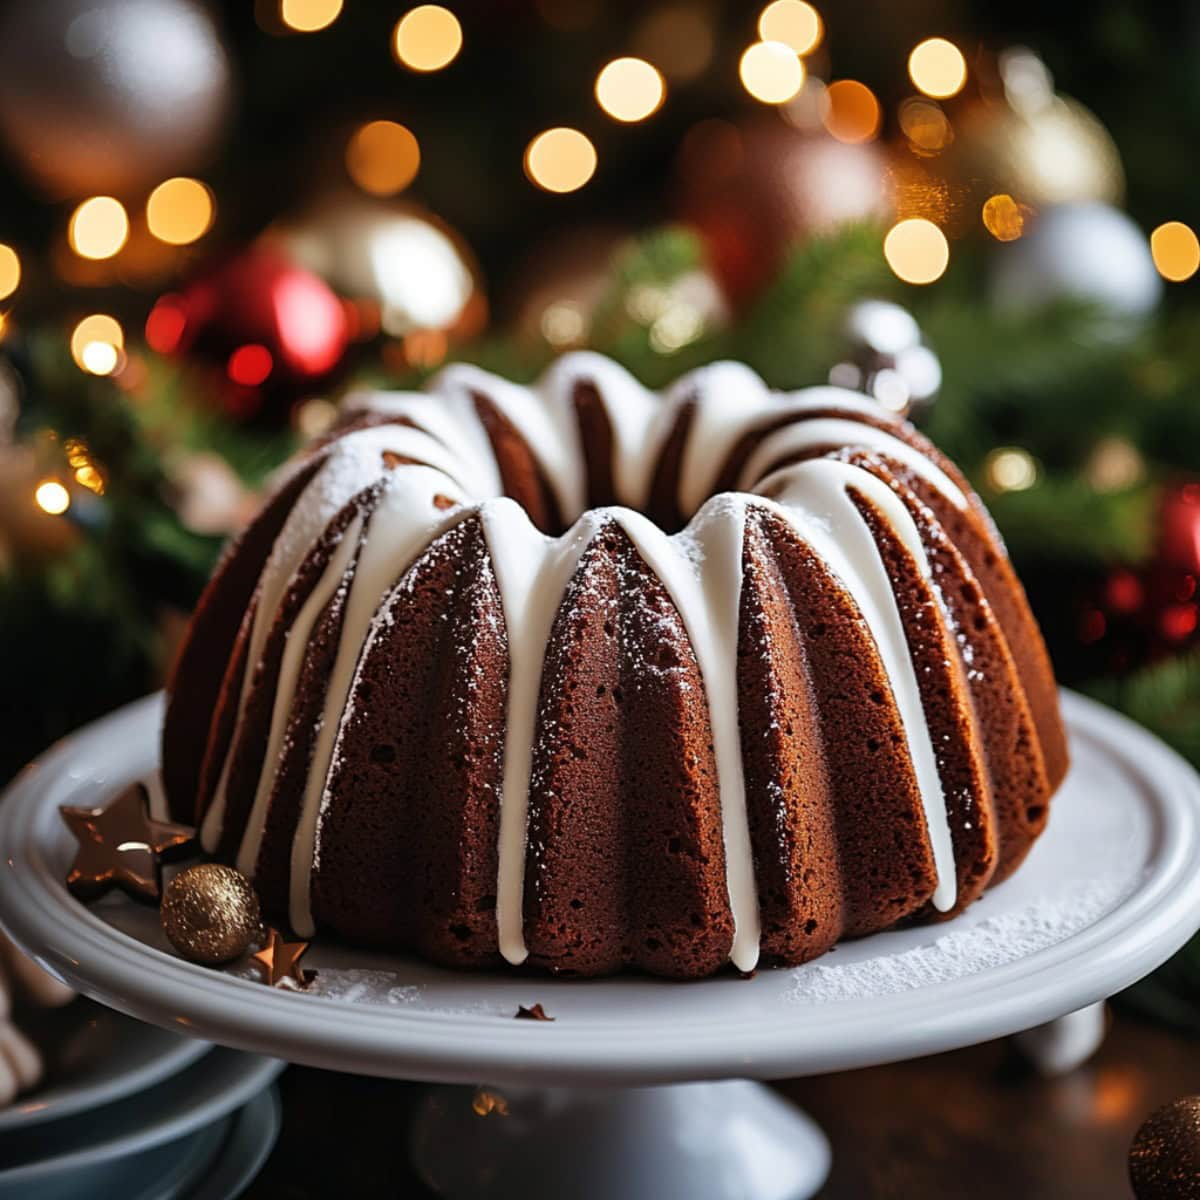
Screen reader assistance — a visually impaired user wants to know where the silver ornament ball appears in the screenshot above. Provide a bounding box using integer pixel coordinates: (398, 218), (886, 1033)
(990, 202), (1161, 325)
(0, 0), (231, 198)
(831, 300), (941, 416)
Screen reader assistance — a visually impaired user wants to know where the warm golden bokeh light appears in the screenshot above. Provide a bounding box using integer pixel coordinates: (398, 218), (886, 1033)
(146, 178), (215, 246)
(908, 37), (967, 100)
(524, 128), (597, 194)
(883, 218), (950, 284)
(0, 244), (19, 301)
(35, 480), (70, 516)
(595, 57), (666, 123)
(982, 194), (1025, 242)
(70, 313), (124, 374)
(345, 120), (421, 196)
(1151, 221), (1200, 282)
(899, 98), (953, 154)
(281, 0), (343, 32)
(393, 5), (462, 72)
(822, 80), (881, 144)
(74, 464), (104, 493)
(68, 197), (129, 260)
(985, 447), (1038, 492)
(739, 41), (805, 105)
(757, 0), (822, 56)
(81, 341), (119, 375)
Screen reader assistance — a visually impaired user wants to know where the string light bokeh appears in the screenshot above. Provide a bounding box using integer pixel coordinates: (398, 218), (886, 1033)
(146, 178), (215, 247)
(908, 37), (968, 99)
(33, 480), (70, 516)
(345, 121), (421, 196)
(758, 1), (823, 56)
(68, 197), (129, 261)
(823, 81), (881, 144)
(740, 40), (806, 104)
(0, 244), (19, 301)
(1151, 222), (1200, 283)
(70, 314), (125, 376)
(280, 0), (343, 34)
(525, 128), (597, 193)
(884, 218), (950, 284)
(595, 58), (666, 123)
(392, 5), (463, 73)
(982, 194), (1025, 242)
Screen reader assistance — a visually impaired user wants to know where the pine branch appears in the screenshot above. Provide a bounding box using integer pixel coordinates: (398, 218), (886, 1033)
(732, 222), (894, 389)
(982, 476), (1155, 566)
(1086, 649), (1200, 763)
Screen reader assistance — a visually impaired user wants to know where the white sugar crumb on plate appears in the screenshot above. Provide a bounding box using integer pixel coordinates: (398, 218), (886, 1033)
(784, 876), (1137, 1005)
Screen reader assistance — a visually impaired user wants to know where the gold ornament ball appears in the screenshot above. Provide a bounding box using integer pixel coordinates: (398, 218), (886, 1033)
(1130, 1096), (1200, 1200)
(161, 864), (261, 966)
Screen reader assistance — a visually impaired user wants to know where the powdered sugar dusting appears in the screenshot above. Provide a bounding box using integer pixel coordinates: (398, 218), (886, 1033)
(784, 875), (1136, 1005)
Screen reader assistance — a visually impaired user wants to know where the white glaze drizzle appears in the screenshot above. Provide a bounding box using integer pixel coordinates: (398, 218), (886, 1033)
(435, 361), (589, 522)
(757, 459), (958, 911)
(200, 426), (433, 851)
(290, 467), (471, 937)
(342, 388), (502, 499)
(480, 502), (600, 965)
(234, 513), (364, 878)
(538, 351), (667, 508)
(606, 499), (760, 969)
(739, 418), (969, 510)
(481, 495), (760, 970)
(675, 369), (889, 517)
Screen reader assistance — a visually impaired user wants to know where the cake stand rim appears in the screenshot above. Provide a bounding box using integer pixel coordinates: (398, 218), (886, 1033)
(1, 689), (1198, 1087)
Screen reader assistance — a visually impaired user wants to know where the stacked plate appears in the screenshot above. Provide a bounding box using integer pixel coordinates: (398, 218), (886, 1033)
(0, 1000), (284, 1198)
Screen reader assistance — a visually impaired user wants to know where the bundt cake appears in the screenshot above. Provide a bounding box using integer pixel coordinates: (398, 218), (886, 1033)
(162, 352), (1068, 980)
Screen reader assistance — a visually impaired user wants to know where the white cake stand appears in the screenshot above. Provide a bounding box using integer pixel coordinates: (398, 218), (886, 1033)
(2, 692), (1199, 1200)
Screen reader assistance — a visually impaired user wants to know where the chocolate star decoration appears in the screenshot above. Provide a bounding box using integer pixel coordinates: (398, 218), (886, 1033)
(60, 784), (196, 905)
(515, 1003), (554, 1022)
(252, 927), (313, 988)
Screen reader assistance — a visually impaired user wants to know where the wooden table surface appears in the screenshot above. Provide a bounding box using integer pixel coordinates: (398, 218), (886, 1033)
(246, 1010), (1197, 1199)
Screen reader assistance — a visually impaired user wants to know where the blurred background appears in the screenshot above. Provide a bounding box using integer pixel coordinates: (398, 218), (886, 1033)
(2, 0), (1200, 836)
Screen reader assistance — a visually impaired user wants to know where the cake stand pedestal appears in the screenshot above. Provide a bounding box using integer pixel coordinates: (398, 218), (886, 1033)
(1, 692), (1199, 1200)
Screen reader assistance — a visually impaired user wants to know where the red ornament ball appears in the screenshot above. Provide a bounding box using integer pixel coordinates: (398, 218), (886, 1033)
(675, 120), (890, 305)
(146, 248), (350, 421)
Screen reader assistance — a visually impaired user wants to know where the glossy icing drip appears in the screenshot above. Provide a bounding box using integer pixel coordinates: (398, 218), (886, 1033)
(739, 417), (968, 510)
(234, 512), (364, 878)
(759, 459), (958, 912)
(480, 502), (600, 965)
(200, 426), (426, 852)
(293, 468), (471, 936)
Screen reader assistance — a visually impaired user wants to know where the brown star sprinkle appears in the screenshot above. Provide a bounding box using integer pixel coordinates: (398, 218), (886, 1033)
(60, 784), (196, 905)
(252, 927), (313, 988)
(515, 1003), (554, 1021)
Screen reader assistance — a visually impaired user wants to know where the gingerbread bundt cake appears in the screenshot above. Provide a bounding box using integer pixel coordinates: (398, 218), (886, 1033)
(162, 353), (1068, 979)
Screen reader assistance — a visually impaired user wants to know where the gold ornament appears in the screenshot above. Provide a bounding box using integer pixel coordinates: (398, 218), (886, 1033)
(1130, 1096), (1200, 1200)
(948, 48), (1124, 212)
(161, 864), (261, 965)
(252, 927), (313, 988)
(275, 193), (487, 349)
(61, 785), (196, 905)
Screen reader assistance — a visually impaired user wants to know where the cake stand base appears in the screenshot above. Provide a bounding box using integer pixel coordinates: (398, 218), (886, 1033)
(410, 1079), (830, 1200)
